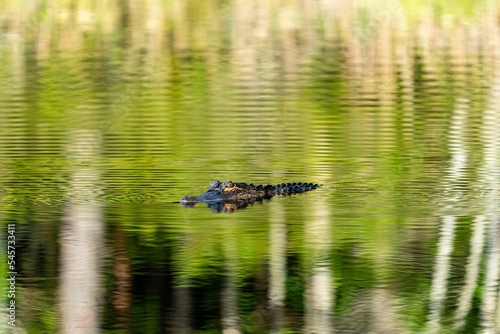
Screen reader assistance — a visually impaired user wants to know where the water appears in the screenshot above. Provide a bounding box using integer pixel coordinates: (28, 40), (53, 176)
(1, 1), (500, 333)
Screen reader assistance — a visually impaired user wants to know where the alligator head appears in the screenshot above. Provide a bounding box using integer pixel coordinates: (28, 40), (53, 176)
(180, 180), (260, 204)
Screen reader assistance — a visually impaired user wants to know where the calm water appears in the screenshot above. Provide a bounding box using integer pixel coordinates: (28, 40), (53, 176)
(1, 1), (500, 333)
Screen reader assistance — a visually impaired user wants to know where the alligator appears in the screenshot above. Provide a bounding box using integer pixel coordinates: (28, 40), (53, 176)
(180, 180), (320, 212)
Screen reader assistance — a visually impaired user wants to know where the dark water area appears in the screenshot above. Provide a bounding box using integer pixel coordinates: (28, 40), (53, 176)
(1, 1), (500, 333)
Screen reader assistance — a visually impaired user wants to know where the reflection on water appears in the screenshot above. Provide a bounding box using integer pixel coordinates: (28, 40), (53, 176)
(304, 202), (333, 334)
(60, 130), (103, 333)
(1, 0), (500, 333)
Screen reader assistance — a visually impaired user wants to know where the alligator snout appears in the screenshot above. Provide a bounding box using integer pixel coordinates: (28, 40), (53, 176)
(180, 195), (197, 206)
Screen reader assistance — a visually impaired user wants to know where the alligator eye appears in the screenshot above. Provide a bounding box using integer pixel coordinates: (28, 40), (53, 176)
(227, 181), (234, 188)
(210, 180), (221, 189)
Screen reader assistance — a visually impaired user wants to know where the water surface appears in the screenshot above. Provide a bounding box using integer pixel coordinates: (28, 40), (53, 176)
(1, 1), (500, 333)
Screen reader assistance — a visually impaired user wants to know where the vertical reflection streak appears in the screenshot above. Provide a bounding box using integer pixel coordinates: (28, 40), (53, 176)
(481, 215), (499, 334)
(269, 202), (285, 334)
(172, 285), (192, 334)
(60, 130), (103, 334)
(170, 235), (192, 334)
(427, 101), (468, 333)
(427, 214), (456, 333)
(304, 202), (333, 334)
(454, 215), (487, 328)
(221, 227), (241, 334)
(111, 231), (132, 330)
(479, 99), (500, 332)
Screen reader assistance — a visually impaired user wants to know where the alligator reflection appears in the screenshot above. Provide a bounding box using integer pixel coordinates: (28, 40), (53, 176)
(180, 180), (320, 213)
(182, 198), (266, 213)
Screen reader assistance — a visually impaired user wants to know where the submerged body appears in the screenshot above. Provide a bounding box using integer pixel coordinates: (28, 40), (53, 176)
(180, 180), (320, 212)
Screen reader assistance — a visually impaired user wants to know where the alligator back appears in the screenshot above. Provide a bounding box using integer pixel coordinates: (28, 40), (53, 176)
(268, 182), (320, 196)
